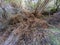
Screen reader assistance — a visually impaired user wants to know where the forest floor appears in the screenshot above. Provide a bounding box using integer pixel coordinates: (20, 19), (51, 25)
(0, 9), (60, 45)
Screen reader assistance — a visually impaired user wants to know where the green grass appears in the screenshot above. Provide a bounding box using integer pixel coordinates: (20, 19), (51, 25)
(48, 27), (60, 45)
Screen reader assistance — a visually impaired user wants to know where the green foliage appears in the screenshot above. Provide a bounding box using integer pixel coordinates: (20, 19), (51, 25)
(50, 7), (57, 13)
(5, 0), (10, 3)
(48, 27), (60, 45)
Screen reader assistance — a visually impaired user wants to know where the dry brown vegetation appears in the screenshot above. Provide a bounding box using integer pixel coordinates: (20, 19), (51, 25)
(0, 0), (60, 45)
(0, 10), (50, 45)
